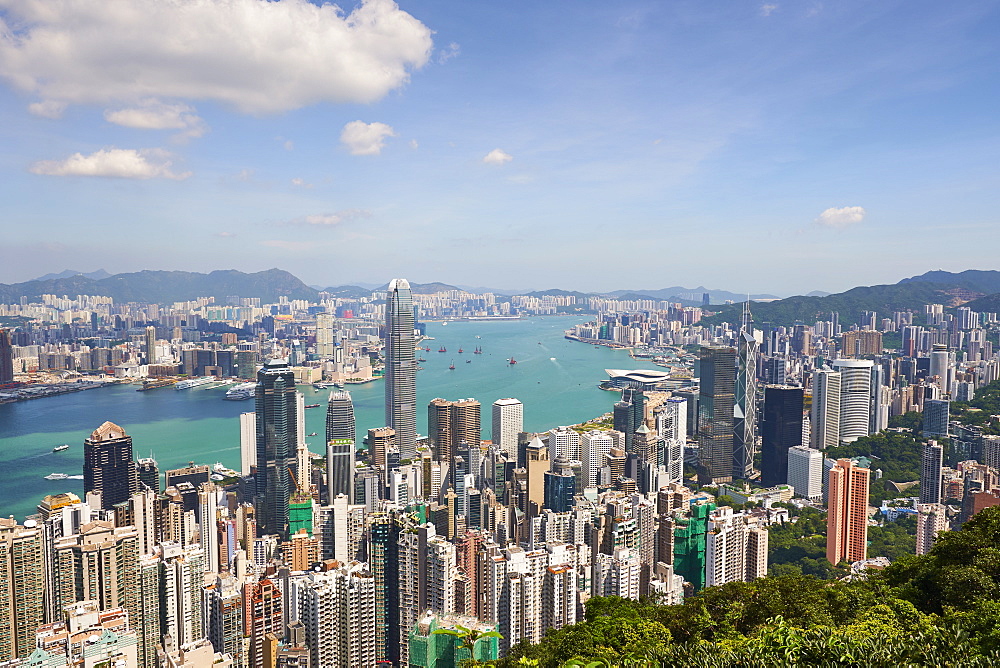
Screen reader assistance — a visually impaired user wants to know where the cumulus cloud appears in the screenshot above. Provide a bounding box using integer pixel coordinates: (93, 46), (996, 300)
(760, 4), (778, 16)
(340, 121), (396, 156)
(104, 99), (206, 138)
(29, 147), (190, 179)
(816, 206), (866, 228)
(482, 148), (513, 165)
(28, 100), (66, 118)
(0, 0), (433, 115)
(437, 42), (461, 64)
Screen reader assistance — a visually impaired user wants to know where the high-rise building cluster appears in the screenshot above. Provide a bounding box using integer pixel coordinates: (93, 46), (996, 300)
(7, 277), (1000, 664)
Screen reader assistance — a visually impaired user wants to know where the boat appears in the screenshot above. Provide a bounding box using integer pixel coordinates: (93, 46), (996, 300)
(418, 357), (426, 362)
(466, 359), (472, 364)
(307, 432), (317, 437)
(458, 348), (464, 354)
(175, 376), (215, 390)
(438, 347), (447, 353)
(224, 382), (257, 400)
(44, 473), (69, 481)
(449, 360), (456, 370)
(305, 404), (320, 409)
(509, 358), (517, 365)
(53, 444), (69, 453)
(473, 347), (482, 354)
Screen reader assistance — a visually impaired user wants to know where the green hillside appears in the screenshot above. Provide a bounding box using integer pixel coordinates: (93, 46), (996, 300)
(700, 282), (957, 327)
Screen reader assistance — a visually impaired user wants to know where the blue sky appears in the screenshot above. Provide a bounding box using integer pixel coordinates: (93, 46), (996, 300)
(1, 0), (998, 295)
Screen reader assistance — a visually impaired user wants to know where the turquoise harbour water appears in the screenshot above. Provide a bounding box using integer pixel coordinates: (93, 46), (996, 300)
(0, 317), (661, 521)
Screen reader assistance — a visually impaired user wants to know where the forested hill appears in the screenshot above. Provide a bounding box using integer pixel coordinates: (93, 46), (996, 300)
(0, 269), (319, 304)
(701, 282), (966, 328)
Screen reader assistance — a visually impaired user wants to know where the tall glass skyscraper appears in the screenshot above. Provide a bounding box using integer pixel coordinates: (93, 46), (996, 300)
(255, 359), (298, 539)
(697, 346), (736, 485)
(385, 279), (417, 460)
(326, 391), (357, 501)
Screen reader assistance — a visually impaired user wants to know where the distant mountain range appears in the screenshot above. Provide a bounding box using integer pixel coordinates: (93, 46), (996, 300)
(6, 269), (1000, 318)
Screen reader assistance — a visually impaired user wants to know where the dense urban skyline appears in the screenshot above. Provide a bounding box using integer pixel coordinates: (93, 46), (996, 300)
(2, 0), (999, 292)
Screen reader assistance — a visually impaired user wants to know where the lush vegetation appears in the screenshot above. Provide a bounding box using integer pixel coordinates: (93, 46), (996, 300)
(491, 508), (1000, 667)
(951, 380), (1000, 434)
(699, 282), (952, 328)
(826, 431), (922, 504)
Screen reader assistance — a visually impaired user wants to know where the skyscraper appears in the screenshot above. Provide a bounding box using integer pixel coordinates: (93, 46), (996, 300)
(733, 327), (759, 479)
(697, 346), (736, 484)
(0, 329), (14, 384)
(705, 507), (768, 587)
(0, 518), (44, 661)
(760, 386), (804, 487)
(385, 279), (417, 460)
(915, 503), (947, 555)
(255, 359), (298, 539)
(144, 325), (156, 364)
(831, 359), (873, 443)
(923, 399), (950, 438)
(787, 445), (823, 501)
(920, 440), (944, 504)
(492, 398), (523, 454)
(428, 398), (481, 465)
(240, 412), (257, 476)
(655, 398), (687, 485)
(83, 421), (139, 510)
(826, 459), (870, 565)
(810, 368), (841, 449)
(326, 391), (357, 501)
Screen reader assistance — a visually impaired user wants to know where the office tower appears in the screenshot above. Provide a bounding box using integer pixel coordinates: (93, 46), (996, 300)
(544, 467), (576, 513)
(656, 398), (686, 485)
(831, 359), (873, 443)
(916, 503), (948, 555)
(315, 312), (335, 359)
(240, 412), (257, 476)
(297, 562), (377, 668)
(136, 457), (160, 493)
(368, 513), (401, 664)
(428, 398), (481, 464)
(385, 278), (417, 460)
(697, 346), (736, 484)
(325, 391), (356, 443)
(366, 426), (395, 473)
(734, 326), (759, 479)
(165, 462), (211, 489)
(705, 507), (769, 587)
(810, 368), (841, 449)
(760, 386), (804, 487)
(614, 388), (647, 454)
(787, 445), (823, 501)
(548, 426), (581, 462)
(870, 364), (889, 434)
(0, 518), (44, 661)
(923, 399), (950, 438)
(0, 329), (14, 384)
(826, 459), (870, 565)
(83, 421), (139, 510)
(929, 343), (949, 388)
(492, 398), (523, 454)
(921, 440), (944, 504)
(581, 431), (616, 487)
(235, 350), (257, 380)
(144, 325), (156, 364)
(205, 574), (245, 666)
(198, 483), (222, 573)
(255, 359), (298, 539)
(161, 542), (205, 646)
(791, 325), (811, 355)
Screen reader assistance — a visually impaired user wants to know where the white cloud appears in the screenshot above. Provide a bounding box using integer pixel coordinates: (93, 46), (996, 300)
(29, 147), (190, 179)
(816, 206), (866, 228)
(437, 42), (461, 64)
(482, 148), (513, 165)
(284, 140), (294, 151)
(28, 100), (66, 118)
(291, 178), (312, 189)
(409, 139), (419, 150)
(340, 121), (396, 156)
(1, 0), (433, 114)
(301, 210), (371, 226)
(104, 99), (206, 138)
(760, 4), (778, 17)
(215, 231), (236, 238)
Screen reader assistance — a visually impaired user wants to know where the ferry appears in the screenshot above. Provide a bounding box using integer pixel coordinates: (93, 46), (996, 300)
(224, 382), (257, 400)
(304, 404), (320, 409)
(53, 444), (70, 453)
(175, 376), (215, 390)
(44, 473), (68, 481)
(307, 432), (317, 437)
